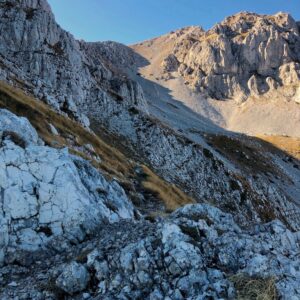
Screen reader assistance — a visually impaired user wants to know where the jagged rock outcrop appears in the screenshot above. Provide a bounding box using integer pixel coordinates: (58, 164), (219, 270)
(0, 108), (40, 146)
(0, 0), (299, 231)
(2, 204), (300, 299)
(0, 0), (148, 128)
(160, 12), (300, 102)
(0, 3), (300, 298)
(0, 109), (135, 266)
(130, 115), (300, 230)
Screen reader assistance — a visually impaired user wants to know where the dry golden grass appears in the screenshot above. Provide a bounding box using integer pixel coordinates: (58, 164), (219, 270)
(0, 81), (195, 213)
(141, 166), (195, 212)
(206, 134), (283, 177)
(257, 135), (300, 159)
(205, 134), (290, 223)
(203, 33), (219, 42)
(237, 31), (250, 40)
(0, 80), (133, 180)
(230, 274), (277, 300)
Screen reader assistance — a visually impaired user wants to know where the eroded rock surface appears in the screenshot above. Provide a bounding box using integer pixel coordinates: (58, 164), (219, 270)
(0, 109), (135, 266)
(0, 108), (39, 146)
(56, 262), (90, 295)
(0, 4), (300, 299)
(0, 0), (299, 231)
(1, 204), (300, 299)
(0, 0), (148, 128)
(159, 12), (300, 102)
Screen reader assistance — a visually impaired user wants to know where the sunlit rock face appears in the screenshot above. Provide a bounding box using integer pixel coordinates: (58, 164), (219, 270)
(0, 1), (300, 299)
(0, 0), (148, 128)
(161, 12), (300, 102)
(0, 109), (135, 266)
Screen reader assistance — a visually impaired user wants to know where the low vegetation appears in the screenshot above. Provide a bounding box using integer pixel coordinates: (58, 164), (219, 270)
(205, 133), (294, 224)
(0, 81), (132, 180)
(257, 135), (300, 159)
(0, 81), (194, 213)
(206, 134), (284, 177)
(230, 274), (277, 300)
(141, 165), (195, 212)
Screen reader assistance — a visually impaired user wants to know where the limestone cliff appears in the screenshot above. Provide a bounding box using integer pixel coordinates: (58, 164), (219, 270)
(160, 12), (300, 102)
(0, 1), (300, 299)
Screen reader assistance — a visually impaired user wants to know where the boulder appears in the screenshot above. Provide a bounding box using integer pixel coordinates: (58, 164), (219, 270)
(56, 262), (90, 295)
(0, 110), (135, 266)
(0, 109), (39, 146)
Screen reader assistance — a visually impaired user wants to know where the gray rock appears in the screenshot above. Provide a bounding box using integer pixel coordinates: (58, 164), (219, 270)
(0, 110), (135, 265)
(0, 0), (148, 128)
(164, 12), (300, 102)
(0, 5), (299, 300)
(4, 201), (298, 298)
(161, 54), (180, 72)
(0, 0), (299, 234)
(56, 262), (90, 295)
(0, 109), (39, 146)
(48, 123), (59, 135)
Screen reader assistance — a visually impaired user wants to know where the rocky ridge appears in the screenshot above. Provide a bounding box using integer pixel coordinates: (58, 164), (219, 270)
(0, 1), (300, 299)
(0, 0), (300, 230)
(1, 177), (300, 299)
(0, 0), (148, 129)
(159, 12), (300, 102)
(130, 14), (300, 137)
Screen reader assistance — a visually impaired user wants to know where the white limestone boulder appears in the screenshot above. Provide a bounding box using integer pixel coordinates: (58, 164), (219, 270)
(0, 110), (135, 265)
(0, 109), (39, 146)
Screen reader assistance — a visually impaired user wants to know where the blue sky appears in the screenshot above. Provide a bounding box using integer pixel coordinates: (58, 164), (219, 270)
(48, 0), (300, 45)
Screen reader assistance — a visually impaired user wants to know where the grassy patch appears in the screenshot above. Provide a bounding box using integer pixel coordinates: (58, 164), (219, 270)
(257, 135), (300, 159)
(141, 165), (195, 212)
(203, 32), (219, 42)
(0, 80), (133, 180)
(231, 174), (277, 223)
(205, 134), (292, 223)
(230, 274), (277, 300)
(206, 134), (283, 177)
(0, 81), (195, 213)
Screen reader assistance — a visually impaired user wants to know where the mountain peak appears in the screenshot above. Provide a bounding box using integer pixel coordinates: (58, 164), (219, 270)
(0, 2), (300, 299)
(217, 11), (298, 34)
(147, 11), (300, 103)
(1, 0), (52, 12)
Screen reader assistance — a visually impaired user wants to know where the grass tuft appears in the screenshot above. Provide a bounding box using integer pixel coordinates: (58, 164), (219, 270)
(141, 165), (195, 212)
(230, 274), (277, 300)
(257, 135), (300, 159)
(0, 81), (195, 213)
(0, 80), (133, 180)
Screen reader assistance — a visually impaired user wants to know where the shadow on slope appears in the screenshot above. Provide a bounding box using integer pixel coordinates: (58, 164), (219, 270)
(89, 40), (226, 135)
(107, 44), (300, 183)
(92, 45), (300, 228)
(0, 81), (194, 215)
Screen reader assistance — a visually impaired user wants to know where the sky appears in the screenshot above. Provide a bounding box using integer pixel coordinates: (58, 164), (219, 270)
(47, 0), (300, 45)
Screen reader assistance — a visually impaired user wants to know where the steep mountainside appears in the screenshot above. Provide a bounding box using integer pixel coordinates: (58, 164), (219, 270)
(0, 1), (300, 299)
(130, 13), (300, 137)
(1, 0), (300, 229)
(0, 0), (147, 129)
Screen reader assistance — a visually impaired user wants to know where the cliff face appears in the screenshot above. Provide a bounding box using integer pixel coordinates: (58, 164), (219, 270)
(0, 0), (148, 128)
(160, 12), (300, 102)
(0, 109), (135, 267)
(1, 1), (300, 299)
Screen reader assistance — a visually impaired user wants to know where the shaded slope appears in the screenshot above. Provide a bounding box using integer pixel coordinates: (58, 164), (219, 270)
(129, 13), (300, 137)
(0, 81), (194, 214)
(0, 1), (299, 230)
